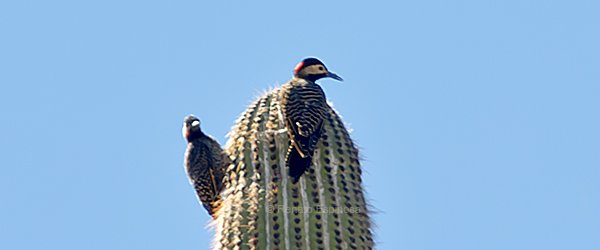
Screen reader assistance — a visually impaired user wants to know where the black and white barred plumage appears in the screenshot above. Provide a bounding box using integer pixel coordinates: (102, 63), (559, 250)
(182, 115), (228, 217)
(280, 58), (343, 182)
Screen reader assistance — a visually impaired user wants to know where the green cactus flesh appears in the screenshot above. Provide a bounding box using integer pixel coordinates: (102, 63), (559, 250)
(213, 88), (373, 250)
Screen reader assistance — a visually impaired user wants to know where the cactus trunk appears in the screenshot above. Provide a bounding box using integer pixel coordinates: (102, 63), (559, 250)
(213, 88), (373, 250)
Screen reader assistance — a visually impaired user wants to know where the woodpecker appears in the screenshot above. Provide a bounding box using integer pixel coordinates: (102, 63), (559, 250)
(182, 115), (227, 217)
(280, 58), (343, 183)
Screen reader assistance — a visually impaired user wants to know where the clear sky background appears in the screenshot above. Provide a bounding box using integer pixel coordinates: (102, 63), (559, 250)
(1, 1), (598, 249)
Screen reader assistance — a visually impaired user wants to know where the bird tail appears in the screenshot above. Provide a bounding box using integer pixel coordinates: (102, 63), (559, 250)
(286, 145), (312, 183)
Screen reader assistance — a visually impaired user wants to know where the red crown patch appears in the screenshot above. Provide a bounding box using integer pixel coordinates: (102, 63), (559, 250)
(293, 61), (304, 74)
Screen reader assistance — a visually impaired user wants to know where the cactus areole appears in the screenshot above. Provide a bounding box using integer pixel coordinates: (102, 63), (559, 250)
(186, 58), (373, 249)
(214, 88), (373, 249)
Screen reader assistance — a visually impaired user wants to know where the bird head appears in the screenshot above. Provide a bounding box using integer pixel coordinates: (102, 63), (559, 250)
(182, 115), (202, 141)
(293, 57), (343, 83)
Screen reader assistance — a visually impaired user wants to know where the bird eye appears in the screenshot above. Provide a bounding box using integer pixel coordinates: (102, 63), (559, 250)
(318, 66), (324, 71)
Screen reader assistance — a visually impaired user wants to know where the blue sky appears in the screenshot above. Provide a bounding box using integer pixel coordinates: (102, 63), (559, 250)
(1, 1), (599, 249)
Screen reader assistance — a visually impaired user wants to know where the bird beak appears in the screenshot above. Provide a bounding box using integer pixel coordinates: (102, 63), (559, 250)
(327, 71), (344, 82)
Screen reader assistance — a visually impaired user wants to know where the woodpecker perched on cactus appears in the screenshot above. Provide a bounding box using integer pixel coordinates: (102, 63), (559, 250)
(182, 115), (227, 217)
(280, 58), (343, 183)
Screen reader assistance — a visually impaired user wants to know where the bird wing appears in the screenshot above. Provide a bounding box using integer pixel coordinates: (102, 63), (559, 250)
(186, 139), (223, 215)
(206, 136), (227, 193)
(282, 82), (328, 157)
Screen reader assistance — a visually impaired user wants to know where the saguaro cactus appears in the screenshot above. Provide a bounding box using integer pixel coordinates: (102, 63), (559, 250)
(212, 88), (373, 250)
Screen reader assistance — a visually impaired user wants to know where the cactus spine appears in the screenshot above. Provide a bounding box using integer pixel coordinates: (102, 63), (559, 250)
(213, 88), (373, 250)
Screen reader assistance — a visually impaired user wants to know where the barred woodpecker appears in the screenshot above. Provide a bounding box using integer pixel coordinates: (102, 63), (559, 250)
(182, 115), (228, 217)
(280, 58), (343, 183)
